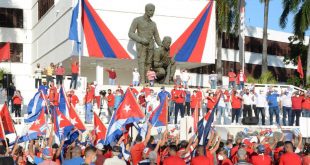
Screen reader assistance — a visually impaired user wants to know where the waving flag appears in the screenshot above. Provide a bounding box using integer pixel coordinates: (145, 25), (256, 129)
(170, 1), (215, 63)
(297, 55), (304, 79)
(18, 109), (47, 143)
(149, 96), (168, 127)
(59, 87), (86, 132)
(0, 104), (15, 139)
(105, 88), (145, 144)
(69, 0), (131, 59)
(0, 43), (10, 62)
(25, 92), (45, 123)
(120, 142), (130, 161)
(54, 108), (74, 141)
(197, 94), (220, 145)
(94, 113), (107, 144)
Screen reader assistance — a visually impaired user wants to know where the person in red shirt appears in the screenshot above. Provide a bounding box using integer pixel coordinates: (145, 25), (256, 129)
(116, 85), (124, 96)
(70, 60), (79, 90)
(12, 90), (23, 124)
(196, 87), (202, 111)
(217, 148), (233, 165)
(84, 85), (94, 124)
(279, 141), (302, 165)
(236, 70), (247, 90)
(302, 144), (310, 165)
(302, 93), (310, 117)
(228, 69), (236, 89)
(105, 68), (117, 85)
(130, 123), (152, 165)
(141, 85), (151, 97)
(107, 89), (114, 118)
(191, 145), (210, 165)
(138, 92), (146, 114)
(173, 85), (186, 124)
(48, 87), (59, 112)
(231, 90), (242, 124)
(251, 145), (272, 165)
(291, 91), (304, 126)
(55, 63), (65, 88)
(129, 84), (139, 97)
(163, 145), (185, 165)
(67, 90), (79, 108)
(190, 90), (199, 116)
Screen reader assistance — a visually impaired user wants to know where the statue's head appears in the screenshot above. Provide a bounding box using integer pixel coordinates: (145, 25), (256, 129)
(145, 3), (155, 18)
(162, 36), (172, 50)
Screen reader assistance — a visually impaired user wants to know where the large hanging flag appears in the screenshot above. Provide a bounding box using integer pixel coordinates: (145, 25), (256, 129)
(18, 109), (47, 143)
(24, 92), (45, 123)
(0, 43), (10, 62)
(59, 87), (86, 132)
(53, 108), (74, 141)
(105, 88), (145, 144)
(297, 55), (304, 79)
(69, 0), (131, 59)
(149, 96), (168, 127)
(93, 113), (107, 144)
(0, 104), (15, 139)
(170, 1), (215, 63)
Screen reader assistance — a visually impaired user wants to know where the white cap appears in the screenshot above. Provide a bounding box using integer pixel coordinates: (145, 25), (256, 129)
(96, 143), (104, 150)
(93, 81), (97, 85)
(250, 136), (258, 143)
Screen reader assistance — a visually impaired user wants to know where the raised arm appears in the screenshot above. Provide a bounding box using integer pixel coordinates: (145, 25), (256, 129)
(210, 136), (221, 154)
(143, 123), (153, 145)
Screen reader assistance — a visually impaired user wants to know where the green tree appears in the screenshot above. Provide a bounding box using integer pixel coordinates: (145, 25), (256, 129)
(216, 0), (239, 77)
(280, 0), (310, 84)
(260, 0), (270, 74)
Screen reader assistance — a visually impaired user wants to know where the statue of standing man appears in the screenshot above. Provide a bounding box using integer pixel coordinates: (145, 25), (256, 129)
(128, 3), (161, 83)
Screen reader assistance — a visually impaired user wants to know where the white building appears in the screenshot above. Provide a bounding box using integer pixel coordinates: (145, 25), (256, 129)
(0, 0), (306, 101)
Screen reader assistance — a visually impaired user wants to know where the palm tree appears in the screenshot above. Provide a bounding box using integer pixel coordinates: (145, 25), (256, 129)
(280, 0), (310, 84)
(215, 0), (239, 77)
(260, 0), (270, 74)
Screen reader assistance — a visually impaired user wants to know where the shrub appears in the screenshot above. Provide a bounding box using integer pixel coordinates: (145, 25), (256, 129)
(246, 71), (277, 84)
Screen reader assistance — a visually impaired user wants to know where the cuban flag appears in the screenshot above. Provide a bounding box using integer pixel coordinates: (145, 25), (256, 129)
(53, 108), (74, 141)
(93, 113), (107, 144)
(59, 87), (86, 132)
(149, 96), (168, 127)
(0, 104), (15, 139)
(69, 0), (131, 59)
(18, 109), (47, 143)
(105, 88), (145, 144)
(197, 93), (221, 145)
(170, 1), (215, 63)
(120, 142), (130, 161)
(24, 92), (45, 123)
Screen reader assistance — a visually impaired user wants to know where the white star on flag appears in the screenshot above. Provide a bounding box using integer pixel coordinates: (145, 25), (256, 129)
(35, 119), (41, 125)
(70, 118), (77, 125)
(95, 126), (101, 133)
(58, 116), (64, 125)
(124, 105), (131, 113)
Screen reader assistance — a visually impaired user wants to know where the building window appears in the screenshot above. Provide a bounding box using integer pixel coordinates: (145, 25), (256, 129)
(0, 8), (23, 28)
(38, 0), (54, 20)
(0, 43), (23, 63)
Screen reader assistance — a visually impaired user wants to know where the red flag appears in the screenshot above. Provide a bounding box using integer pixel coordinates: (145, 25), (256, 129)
(297, 55), (304, 79)
(0, 104), (15, 138)
(94, 113), (106, 144)
(0, 43), (10, 61)
(192, 104), (199, 132)
(29, 109), (46, 134)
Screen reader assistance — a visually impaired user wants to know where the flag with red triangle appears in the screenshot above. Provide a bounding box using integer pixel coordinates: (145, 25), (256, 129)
(93, 113), (107, 144)
(53, 108), (73, 140)
(0, 43), (10, 62)
(149, 96), (168, 127)
(297, 55), (304, 79)
(0, 104), (15, 139)
(105, 88), (145, 144)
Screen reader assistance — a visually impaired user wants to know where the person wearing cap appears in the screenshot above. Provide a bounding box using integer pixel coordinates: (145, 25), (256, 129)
(251, 145), (272, 165)
(55, 63), (65, 88)
(254, 89), (267, 125)
(267, 88), (280, 125)
(104, 146), (126, 165)
(174, 85), (186, 124)
(132, 68), (140, 86)
(63, 146), (83, 165)
(280, 89), (292, 126)
(105, 67), (117, 85)
(95, 143), (106, 165)
(235, 148), (251, 165)
(157, 86), (171, 103)
(38, 147), (57, 165)
(279, 141), (302, 165)
(237, 70), (247, 90)
(209, 70), (217, 89)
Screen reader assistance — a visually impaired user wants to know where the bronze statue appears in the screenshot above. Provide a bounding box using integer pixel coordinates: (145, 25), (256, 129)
(128, 3), (162, 83)
(153, 36), (176, 84)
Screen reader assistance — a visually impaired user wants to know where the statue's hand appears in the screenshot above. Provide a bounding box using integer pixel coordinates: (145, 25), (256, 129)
(140, 38), (149, 45)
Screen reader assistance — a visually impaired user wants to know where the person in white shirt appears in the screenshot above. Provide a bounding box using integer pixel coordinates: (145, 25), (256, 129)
(132, 68), (140, 86)
(209, 71), (217, 89)
(34, 63), (43, 88)
(280, 89), (292, 126)
(180, 69), (190, 88)
(217, 89), (227, 125)
(242, 89), (253, 119)
(104, 146), (126, 165)
(145, 89), (159, 117)
(255, 89), (267, 125)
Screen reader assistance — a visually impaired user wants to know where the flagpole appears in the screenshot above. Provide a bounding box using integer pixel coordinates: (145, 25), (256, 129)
(0, 117), (8, 148)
